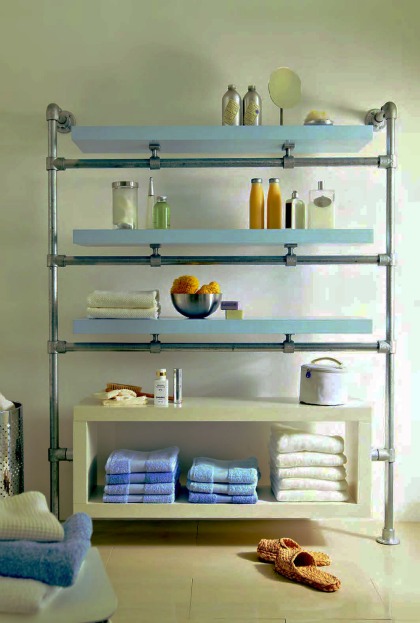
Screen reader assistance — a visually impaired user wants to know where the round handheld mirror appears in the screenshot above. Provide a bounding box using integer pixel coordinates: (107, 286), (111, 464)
(268, 67), (302, 125)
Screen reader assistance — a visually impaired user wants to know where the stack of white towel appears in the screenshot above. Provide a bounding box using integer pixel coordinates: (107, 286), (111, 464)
(87, 290), (160, 319)
(269, 425), (349, 502)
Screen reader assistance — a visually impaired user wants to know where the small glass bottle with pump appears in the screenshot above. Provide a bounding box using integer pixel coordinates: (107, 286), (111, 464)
(153, 196), (171, 229)
(112, 181), (138, 229)
(267, 178), (281, 228)
(154, 369), (169, 406)
(146, 177), (155, 229)
(308, 181), (335, 229)
(222, 85), (242, 126)
(285, 190), (306, 229)
(249, 178), (264, 229)
(243, 85), (262, 126)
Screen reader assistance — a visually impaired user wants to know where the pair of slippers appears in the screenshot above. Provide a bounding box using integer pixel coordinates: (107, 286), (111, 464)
(257, 537), (341, 592)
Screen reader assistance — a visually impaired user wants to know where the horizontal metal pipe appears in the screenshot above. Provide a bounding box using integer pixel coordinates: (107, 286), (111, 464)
(63, 342), (380, 353)
(62, 255), (382, 266)
(57, 156), (380, 170)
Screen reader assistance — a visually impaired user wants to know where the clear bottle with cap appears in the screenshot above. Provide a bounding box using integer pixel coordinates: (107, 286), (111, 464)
(249, 178), (264, 229)
(222, 85), (242, 126)
(308, 181), (335, 229)
(146, 177), (155, 229)
(267, 178), (281, 229)
(285, 190), (306, 229)
(153, 196), (171, 229)
(154, 369), (169, 406)
(243, 85), (262, 126)
(112, 181), (138, 229)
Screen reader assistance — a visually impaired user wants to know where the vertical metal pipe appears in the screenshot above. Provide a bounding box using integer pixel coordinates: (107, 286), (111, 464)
(47, 105), (59, 518)
(377, 102), (399, 545)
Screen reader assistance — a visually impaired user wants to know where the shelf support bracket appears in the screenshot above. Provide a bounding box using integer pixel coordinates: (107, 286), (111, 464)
(150, 334), (161, 353)
(284, 244), (298, 266)
(371, 448), (395, 462)
(282, 334), (295, 353)
(149, 244), (161, 267)
(48, 340), (67, 354)
(47, 254), (66, 267)
(48, 447), (73, 462)
(282, 142), (295, 169)
(378, 155), (397, 169)
(46, 104), (76, 134)
(149, 143), (161, 169)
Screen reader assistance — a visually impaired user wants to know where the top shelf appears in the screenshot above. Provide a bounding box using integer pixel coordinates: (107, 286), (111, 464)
(71, 125), (373, 155)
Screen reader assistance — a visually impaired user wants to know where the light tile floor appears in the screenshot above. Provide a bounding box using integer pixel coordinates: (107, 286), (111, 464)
(93, 518), (420, 622)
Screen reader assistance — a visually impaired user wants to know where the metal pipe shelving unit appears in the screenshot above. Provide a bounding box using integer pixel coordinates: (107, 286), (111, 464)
(46, 102), (399, 545)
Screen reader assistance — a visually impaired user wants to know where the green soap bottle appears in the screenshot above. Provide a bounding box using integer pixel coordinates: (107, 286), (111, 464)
(153, 196), (171, 229)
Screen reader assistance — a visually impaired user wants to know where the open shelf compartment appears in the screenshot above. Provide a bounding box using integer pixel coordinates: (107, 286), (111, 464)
(73, 397), (372, 519)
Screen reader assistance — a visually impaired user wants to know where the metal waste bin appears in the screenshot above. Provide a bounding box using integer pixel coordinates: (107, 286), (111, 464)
(0, 402), (23, 497)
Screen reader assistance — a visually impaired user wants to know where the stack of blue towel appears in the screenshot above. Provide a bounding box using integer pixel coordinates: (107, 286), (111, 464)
(103, 446), (180, 503)
(187, 457), (260, 504)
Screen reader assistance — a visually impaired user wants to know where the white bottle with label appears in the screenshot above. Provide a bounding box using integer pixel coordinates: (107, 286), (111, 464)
(154, 369), (169, 406)
(308, 181), (335, 229)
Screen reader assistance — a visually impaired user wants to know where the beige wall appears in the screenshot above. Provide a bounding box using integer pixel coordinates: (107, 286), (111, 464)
(0, 0), (419, 520)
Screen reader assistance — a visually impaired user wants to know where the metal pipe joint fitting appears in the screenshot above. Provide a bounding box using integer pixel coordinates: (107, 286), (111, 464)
(150, 245), (162, 267)
(150, 334), (161, 353)
(149, 144), (161, 170)
(371, 448), (396, 462)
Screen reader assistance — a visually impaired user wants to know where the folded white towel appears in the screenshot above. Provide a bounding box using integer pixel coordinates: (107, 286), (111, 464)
(270, 475), (348, 491)
(0, 576), (60, 614)
(271, 487), (350, 502)
(270, 428), (344, 455)
(269, 447), (347, 468)
(0, 391), (14, 411)
(87, 306), (159, 319)
(269, 463), (347, 481)
(87, 290), (159, 309)
(0, 491), (64, 542)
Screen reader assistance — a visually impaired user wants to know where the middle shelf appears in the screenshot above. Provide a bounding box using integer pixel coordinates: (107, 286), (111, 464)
(73, 317), (373, 335)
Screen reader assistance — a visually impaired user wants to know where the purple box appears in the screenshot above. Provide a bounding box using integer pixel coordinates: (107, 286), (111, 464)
(221, 301), (239, 311)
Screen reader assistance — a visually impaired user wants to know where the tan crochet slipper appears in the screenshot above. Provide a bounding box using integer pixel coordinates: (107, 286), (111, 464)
(257, 537), (331, 567)
(274, 548), (341, 592)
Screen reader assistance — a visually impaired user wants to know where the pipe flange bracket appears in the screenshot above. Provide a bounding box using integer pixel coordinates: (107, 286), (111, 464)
(48, 340), (67, 354)
(365, 109), (386, 131)
(150, 244), (161, 267)
(149, 143), (161, 170)
(57, 110), (76, 134)
(284, 243), (297, 266)
(283, 334), (295, 353)
(379, 155), (397, 169)
(150, 334), (161, 354)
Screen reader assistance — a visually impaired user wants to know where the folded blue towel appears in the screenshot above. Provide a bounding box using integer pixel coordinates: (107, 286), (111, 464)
(103, 491), (177, 503)
(187, 479), (257, 496)
(105, 447), (179, 474)
(0, 513), (92, 587)
(104, 481), (176, 495)
(188, 491), (258, 504)
(187, 457), (260, 485)
(106, 465), (179, 485)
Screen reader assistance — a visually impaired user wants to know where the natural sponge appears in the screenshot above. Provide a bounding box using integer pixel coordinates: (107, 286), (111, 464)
(170, 275), (200, 294)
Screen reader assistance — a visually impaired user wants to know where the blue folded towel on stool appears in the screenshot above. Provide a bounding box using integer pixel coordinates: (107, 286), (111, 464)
(106, 447), (179, 474)
(187, 457), (260, 485)
(186, 479), (257, 496)
(0, 513), (92, 587)
(188, 491), (258, 504)
(106, 465), (179, 485)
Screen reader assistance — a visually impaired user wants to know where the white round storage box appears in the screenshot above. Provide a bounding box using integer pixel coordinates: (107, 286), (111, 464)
(299, 358), (348, 406)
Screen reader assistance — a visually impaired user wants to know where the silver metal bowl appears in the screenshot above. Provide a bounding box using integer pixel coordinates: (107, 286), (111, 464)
(170, 293), (222, 319)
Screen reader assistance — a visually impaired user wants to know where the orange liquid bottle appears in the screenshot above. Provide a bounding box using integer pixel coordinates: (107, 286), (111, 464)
(249, 178), (264, 229)
(267, 177), (282, 229)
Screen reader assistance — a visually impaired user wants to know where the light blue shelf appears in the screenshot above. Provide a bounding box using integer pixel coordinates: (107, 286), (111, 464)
(71, 125), (373, 155)
(73, 318), (372, 335)
(73, 229), (374, 247)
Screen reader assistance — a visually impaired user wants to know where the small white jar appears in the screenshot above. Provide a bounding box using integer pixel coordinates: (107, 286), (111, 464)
(112, 181), (138, 229)
(299, 357), (348, 406)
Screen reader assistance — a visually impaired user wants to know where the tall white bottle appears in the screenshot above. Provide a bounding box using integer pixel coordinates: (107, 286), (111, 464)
(146, 177), (155, 229)
(154, 369), (169, 406)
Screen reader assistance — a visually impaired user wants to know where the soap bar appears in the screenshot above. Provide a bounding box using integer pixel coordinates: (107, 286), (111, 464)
(225, 310), (244, 319)
(221, 301), (239, 311)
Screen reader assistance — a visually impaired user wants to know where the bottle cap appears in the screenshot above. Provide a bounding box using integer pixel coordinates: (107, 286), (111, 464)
(292, 190), (298, 198)
(228, 84), (236, 90)
(112, 181), (139, 189)
(269, 178), (279, 183)
(251, 178), (262, 183)
(156, 369), (167, 377)
(248, 85), (256, 91)
(156, 196), (167, 202)
(318, 181), (324, 190)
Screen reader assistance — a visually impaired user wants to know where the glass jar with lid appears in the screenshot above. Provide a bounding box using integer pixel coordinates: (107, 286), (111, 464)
(112, 181), (139, 229)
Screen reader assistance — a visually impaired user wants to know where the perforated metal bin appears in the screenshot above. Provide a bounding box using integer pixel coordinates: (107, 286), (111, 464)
(0, 402), (23, 497)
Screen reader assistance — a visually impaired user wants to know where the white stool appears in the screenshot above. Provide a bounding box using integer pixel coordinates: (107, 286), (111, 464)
(0, 548), (117, 623)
